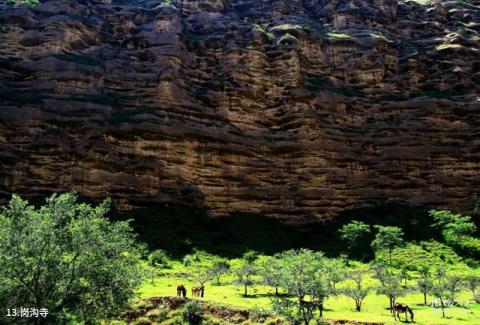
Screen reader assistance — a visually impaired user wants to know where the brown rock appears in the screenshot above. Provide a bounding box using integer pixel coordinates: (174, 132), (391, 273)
(0, 0), (479, 222)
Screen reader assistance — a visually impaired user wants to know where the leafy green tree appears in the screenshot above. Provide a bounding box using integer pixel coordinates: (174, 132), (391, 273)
(260, 255), (284, 295)
(271, 249), (333, 325)
(416, 266), (433, 305)
(208, 259), (230, 286)
(243, 250), (259, 264)
(338, 220), (371, 256)
(235, 263), (257, 297)
(0, 193), (143, 324)
(186, 267), (212, 297)
(400, 267), (411, 286)
(342, 270), (370, 312)
(371, 225), (405, 265)
(324, 258), (347, 289)
(235, 250), (259, 297)
(429, 210), (477, 244)
(431, 271), (462, 318)
(465, 274), (480, 303)
(372, 263), (408, 311)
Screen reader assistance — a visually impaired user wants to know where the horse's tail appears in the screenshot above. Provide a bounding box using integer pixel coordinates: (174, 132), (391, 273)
(407, 306), (414, 321)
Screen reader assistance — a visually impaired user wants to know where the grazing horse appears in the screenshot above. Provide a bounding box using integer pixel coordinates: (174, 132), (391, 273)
(176, 284), (187, 297)
(300, 299), (324, 317)
(392, 303), (414, 322)
(191, 285), (205, 298)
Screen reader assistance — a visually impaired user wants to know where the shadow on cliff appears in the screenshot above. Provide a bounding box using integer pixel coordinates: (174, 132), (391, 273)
(111, 198), (451, 260)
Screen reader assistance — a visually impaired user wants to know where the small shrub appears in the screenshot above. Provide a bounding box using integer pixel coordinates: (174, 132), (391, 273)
(132, 316), (152, 325)
(148, 249), (170, 268)
(146, 308), (169, 322)
(250, 306), (272, 321)
(182, 301), (203, 324)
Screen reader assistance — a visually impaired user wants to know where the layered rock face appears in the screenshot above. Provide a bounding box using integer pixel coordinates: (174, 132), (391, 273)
(0, 0), (479, 222)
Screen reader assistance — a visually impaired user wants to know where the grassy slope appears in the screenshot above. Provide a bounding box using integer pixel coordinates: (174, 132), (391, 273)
(138, 260), (480, 325)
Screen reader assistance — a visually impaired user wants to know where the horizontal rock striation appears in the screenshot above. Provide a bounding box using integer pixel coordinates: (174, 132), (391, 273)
(0, 0), (479, 222)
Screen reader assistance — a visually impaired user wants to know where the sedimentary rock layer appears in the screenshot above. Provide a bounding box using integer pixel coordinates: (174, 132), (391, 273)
(0, 0), (479, 222)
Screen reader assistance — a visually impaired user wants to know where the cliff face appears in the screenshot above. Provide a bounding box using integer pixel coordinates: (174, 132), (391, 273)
(0, 0), (479, 222)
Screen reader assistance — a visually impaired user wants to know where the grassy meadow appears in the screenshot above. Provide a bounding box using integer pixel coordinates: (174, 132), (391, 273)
(129, 255), (480, 325)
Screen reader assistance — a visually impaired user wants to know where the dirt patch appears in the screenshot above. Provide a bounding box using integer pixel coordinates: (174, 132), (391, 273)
(202, 304), (250, 323)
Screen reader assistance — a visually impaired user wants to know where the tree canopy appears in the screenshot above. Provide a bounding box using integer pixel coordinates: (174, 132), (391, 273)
(0, 193), (143, 324)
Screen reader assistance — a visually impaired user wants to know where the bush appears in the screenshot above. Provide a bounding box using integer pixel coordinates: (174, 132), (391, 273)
(133, 316), (152, 325)
(148, 249), (170, 268)
(146, 308), (169, 322)
(250, 306), (272, 321)
(182, 301), (203, 324)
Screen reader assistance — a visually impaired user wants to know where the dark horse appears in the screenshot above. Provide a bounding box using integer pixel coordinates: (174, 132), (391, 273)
(392, 303), (414, 322)
(176, 284), (187, 297)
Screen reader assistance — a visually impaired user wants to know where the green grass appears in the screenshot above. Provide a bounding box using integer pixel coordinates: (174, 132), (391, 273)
(137, 259), (480, 325)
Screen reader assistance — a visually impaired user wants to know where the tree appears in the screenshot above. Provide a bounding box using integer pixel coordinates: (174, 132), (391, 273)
(324, 258), (347, 289)
(260, 255), (284, 295)
(234, 250), (258, 297)
(372, 263), (408, 312)
(271, 249), (333, 325)
(235, 263), (257, 297)
(208, 259), (230, 286)
(0, 193), (143, 324)
(342, 270), (370, 312)
(431, 272), (461, 318)
(186, 268), (212, 298)
(429, 210), (476, 244)
(243, 250), (259, 264)
(465, 274), (480, 303)
(338, 220), (371, 256)
(371, 225), (404, 265)
(400, 267), (411, 286)
(416, 266), (433, 305)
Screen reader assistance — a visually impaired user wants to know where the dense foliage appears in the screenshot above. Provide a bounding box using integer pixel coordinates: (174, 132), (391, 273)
(0, 193), (143, 324)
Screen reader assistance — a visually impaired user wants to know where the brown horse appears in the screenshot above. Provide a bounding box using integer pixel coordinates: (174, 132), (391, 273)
(191, 285), (204, 297)
(392, 303), (414, 322)
(300, 299), (324, 317)
(176, 284), (187, 297)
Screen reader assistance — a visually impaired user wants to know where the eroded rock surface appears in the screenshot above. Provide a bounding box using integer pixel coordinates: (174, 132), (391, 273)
(0, 0), (479, 222)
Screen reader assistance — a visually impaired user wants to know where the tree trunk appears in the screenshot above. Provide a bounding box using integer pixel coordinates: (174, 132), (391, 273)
(356, 301), (361, 312)
(299, 300), (309, 325)
(389, 297), (393, 313)
(423, 291), (427, 305)
(216, 277), (220, 286)
(275, 286), (278, 296)
(244, 284), (248, 297)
